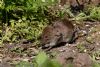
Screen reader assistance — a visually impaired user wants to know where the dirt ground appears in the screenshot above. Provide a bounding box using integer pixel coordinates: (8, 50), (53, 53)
(0, 0), (100, 66)
(47, 21), (100, 67)
(0, 21), (99, 67)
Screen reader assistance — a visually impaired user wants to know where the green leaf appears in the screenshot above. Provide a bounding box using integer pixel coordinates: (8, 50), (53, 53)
(35, 51), (61, 67)
(92, 62), (100, 67)
(16, 61), (33, 67)
(37, 58), (61, 67)
(35, 51), (48, 67)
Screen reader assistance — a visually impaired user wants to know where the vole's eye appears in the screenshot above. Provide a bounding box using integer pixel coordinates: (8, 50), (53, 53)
(44, 36), (49, 40)
(45, 36), (48, 38)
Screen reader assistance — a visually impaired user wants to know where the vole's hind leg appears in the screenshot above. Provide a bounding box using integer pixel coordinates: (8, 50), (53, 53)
(42, 42), (56, 51)
(40, 45), (52, 51)
(44, 47), (53, 51)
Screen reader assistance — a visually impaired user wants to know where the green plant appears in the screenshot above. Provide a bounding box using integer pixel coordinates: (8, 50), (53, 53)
(16, 51), (61, 67)
(90, 51), (100, 67)
(71, 6), (100, 21)
(16, 61), (34, 67)
(1, 18), (48, 44)
(92, 62), (100, 67)
(77, 44), (86, 53)
(0, 0), (58, 44)
(89, 7), (100, 21)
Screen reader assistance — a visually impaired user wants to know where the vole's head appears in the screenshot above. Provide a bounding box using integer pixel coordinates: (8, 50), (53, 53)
(40, 25), (61, 48)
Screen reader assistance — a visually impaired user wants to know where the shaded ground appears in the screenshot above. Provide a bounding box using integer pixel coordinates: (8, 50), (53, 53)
(49, 21), (100, 67)
(0, 21), (100, 67)
(0, 0), (100, 66)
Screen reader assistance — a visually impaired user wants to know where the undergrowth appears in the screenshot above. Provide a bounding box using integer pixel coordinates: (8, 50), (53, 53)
(15, 51), (100, 67)
(0, 0), (100, 45)
(16, 52), (61, 67)
(0, 0), (100, 67)
(0, 0), (57, 45)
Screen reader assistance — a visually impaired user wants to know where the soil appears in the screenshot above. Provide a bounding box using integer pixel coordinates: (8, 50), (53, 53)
(0, 21), (99, 67)
(0, 1), (100, 67)
(49, 21), (100, 67)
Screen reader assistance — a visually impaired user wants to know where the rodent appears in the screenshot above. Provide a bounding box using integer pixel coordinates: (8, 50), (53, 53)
(40, 18), (76, 50)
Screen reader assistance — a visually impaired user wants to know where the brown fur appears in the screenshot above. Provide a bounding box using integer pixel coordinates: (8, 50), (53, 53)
(41, 19), (75, 48)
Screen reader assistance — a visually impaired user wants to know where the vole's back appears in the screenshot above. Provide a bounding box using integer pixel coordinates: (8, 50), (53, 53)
(52, 19), (74, 42)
